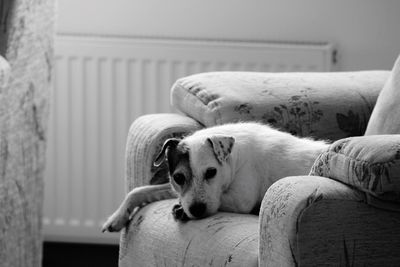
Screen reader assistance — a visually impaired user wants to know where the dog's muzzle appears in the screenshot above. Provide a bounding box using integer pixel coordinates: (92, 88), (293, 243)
(172, 202), (207, 221)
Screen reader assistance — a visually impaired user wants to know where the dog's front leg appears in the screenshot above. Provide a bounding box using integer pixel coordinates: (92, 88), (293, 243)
(102, 183), (176, 232)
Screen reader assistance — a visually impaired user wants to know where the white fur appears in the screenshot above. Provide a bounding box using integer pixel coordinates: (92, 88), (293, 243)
(102, 122), (329, 232)
(180, 122), (328, 215)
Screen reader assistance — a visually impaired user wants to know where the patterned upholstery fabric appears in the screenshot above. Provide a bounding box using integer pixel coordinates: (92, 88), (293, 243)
(0, 1), (55, 266)
(311, 135), (400, 208)
(365, 54), (400, 135)
(260, 175), (362, 266)
(120, 200), (258, 267)
(261, 176), (400, 266)
(172, 71), (389, 140)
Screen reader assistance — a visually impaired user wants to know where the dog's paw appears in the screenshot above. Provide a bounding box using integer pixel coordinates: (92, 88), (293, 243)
(172, 204), (189, 222)
(101, 209), (130, 233)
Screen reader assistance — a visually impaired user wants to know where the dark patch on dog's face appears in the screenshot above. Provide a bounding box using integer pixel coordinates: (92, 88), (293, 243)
(154, 138), (193, 190)
(166, 143), (193, 221)
(166, 142), (195, 194)
(166, 142), (189, 174)
(154, 139), (194, 220)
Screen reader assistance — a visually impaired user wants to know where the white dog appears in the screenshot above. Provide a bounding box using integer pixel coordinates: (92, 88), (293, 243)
(102, 122), (329, 232)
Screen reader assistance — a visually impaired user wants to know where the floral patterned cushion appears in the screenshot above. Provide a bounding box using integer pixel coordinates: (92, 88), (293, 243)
(310, 135), (400, 206)
(365, 54), (400, 135)
(171, 71), (389, 140)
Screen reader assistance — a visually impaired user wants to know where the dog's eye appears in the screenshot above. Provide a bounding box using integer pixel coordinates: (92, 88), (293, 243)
(173, 173), (185, 186)
(204, 168), (217, 180)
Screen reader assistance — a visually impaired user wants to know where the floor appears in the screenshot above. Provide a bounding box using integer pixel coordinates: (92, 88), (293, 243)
(43, 242), (119, 267)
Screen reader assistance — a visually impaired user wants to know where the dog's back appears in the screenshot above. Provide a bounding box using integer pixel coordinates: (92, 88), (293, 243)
(189, 122), (329, 194)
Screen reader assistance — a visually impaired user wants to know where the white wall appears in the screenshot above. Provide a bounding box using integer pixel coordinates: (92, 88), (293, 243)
(57, 0), (400, 71)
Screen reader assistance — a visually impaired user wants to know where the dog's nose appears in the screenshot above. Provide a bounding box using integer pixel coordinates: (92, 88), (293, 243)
(189, 202), (207, 218)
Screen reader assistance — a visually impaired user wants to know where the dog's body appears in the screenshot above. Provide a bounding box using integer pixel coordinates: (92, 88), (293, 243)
(102, 122), (329, 232)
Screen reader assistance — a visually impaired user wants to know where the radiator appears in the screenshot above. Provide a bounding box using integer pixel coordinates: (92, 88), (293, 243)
(43, 34), (335, 244)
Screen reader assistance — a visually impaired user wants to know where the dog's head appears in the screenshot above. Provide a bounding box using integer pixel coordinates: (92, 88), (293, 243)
(154, 134), (235, 220)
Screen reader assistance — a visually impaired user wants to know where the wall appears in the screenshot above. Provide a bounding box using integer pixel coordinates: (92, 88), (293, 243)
(57, 0), (400, 71)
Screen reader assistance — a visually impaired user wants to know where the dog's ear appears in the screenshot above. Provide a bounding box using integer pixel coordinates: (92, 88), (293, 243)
(154, 138), (181, 167)
(207, 135), (235, 163)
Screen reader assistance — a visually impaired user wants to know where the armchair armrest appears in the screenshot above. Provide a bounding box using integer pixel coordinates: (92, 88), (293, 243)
(0, 55), (10, 88)
(125, 113), (202, 191)
(172, 71), (389, 141)
(259, 175), (400, 266)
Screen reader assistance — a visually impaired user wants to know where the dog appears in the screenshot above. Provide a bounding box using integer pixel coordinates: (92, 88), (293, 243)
(102, 122), (329, 232)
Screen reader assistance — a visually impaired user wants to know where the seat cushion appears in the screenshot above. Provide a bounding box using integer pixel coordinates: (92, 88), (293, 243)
(119, 199), (258, 267)
(365, 54), (400, 135)
(310, 135), (400, 210)
(171, 71), (388, 140)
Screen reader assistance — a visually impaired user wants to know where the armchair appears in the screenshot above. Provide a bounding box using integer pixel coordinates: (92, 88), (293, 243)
(119, 67), (400, 266)
(0, 1), (55, 266)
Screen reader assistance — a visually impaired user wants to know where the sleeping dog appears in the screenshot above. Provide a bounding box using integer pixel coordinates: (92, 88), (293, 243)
(102, 122), (329, 232)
